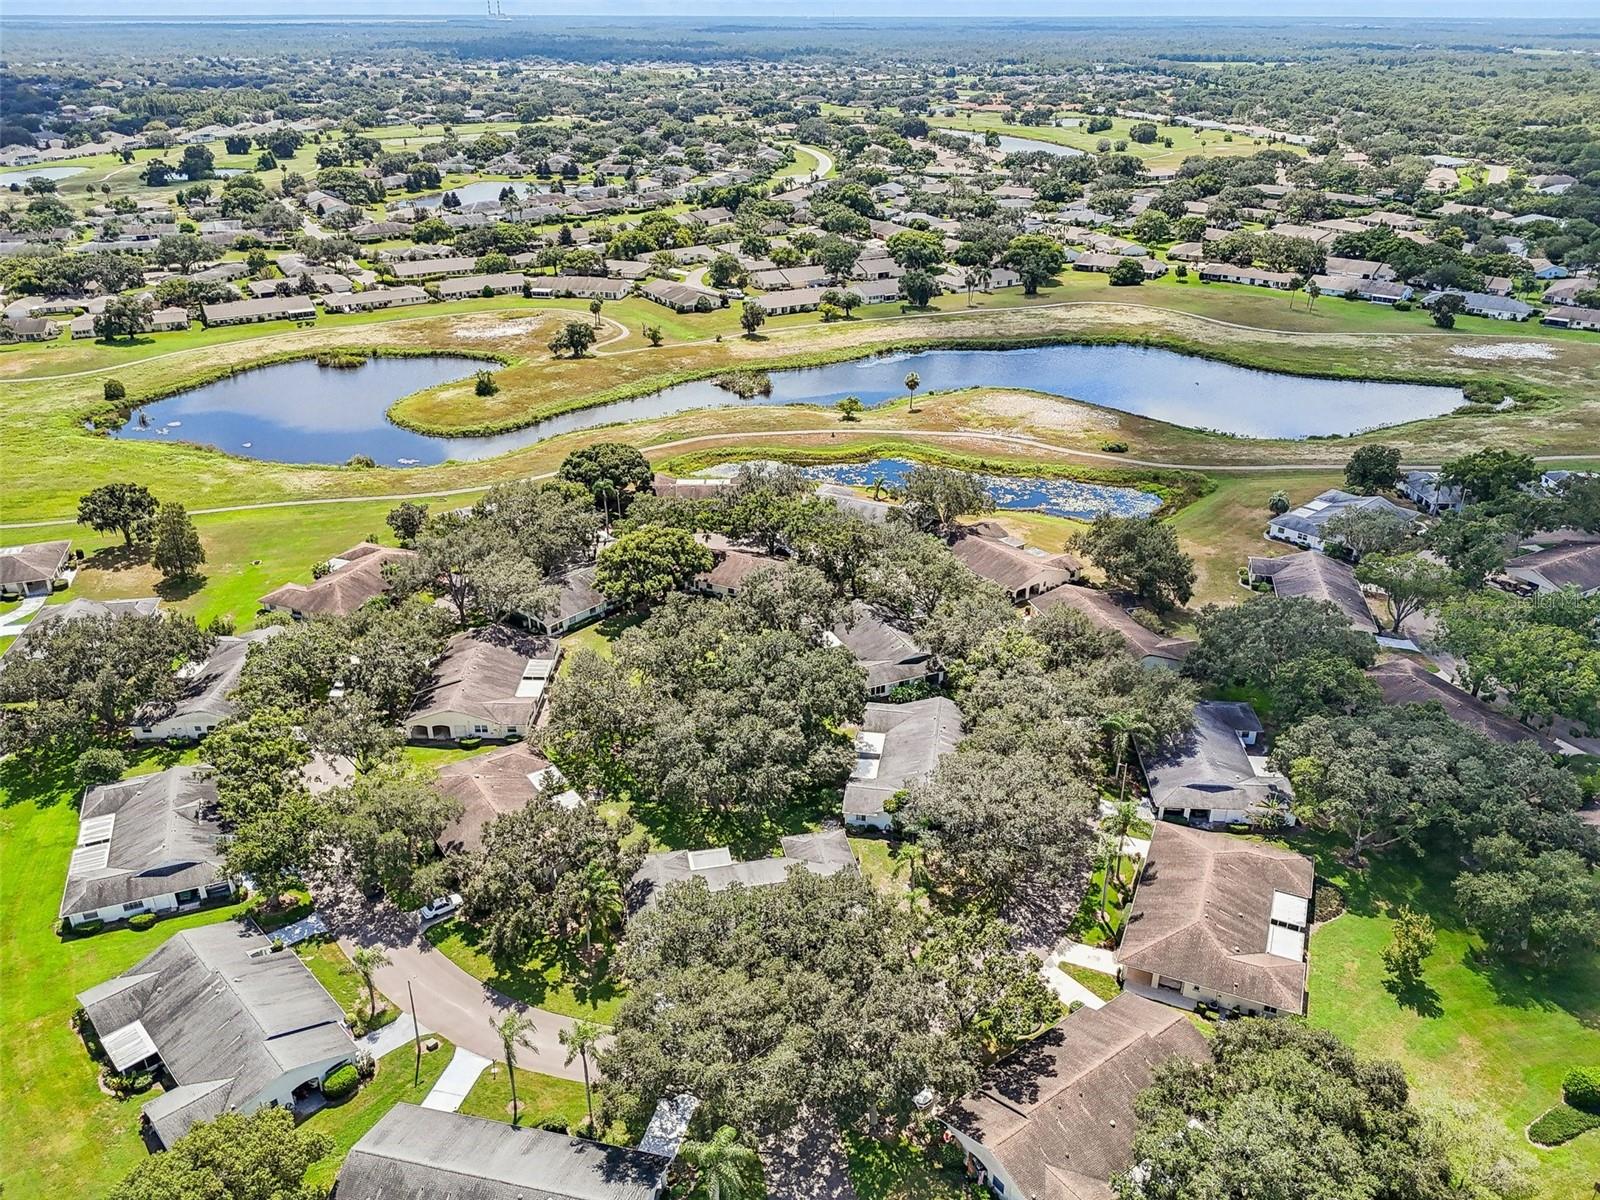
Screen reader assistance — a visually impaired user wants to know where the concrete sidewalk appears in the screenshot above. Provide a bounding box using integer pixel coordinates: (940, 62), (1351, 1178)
(421, 1047), (493, 1112)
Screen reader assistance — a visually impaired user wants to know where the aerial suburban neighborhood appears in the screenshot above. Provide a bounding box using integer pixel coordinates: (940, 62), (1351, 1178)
(2, 6), (1599, 1200)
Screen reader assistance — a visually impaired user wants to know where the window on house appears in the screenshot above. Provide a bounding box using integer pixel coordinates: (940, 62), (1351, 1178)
(122, 901), (145, 912)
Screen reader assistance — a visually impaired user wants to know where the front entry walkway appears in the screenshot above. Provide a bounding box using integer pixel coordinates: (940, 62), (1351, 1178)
(421, 1047), (492, 1112)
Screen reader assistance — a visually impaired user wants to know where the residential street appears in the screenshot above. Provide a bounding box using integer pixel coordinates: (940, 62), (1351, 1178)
(318, 881), (589, 1079)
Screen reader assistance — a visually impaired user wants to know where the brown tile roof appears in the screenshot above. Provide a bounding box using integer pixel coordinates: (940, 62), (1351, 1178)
(1028, 585), (1193, 664)
(946, 992), (1210, 1200)
(1118, 824), (1313, 1014)
(258, 543), (413, 617)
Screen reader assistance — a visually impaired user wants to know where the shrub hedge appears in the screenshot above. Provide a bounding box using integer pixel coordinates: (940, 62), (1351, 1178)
(1565, 1067), (1600, 1113)
(322, 1064), (360, 1100)
(1528, 1104), (1600, 1146)
(127, 913), (157, 931)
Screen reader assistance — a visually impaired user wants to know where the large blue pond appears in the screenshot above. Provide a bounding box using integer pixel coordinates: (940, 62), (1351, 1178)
(112, 343), (1464, 468)
(801, 458), (1160, 520)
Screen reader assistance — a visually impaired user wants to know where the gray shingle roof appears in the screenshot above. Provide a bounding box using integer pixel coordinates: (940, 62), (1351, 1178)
(0, 539), (70, 586)
(629, 829), (857, 912)
(1137, 701), (1287, 819)
(407, 624), (559, 728)
(1118, 824), (1314, 1013)
(1247, 551), (1378, 633)
(78, 922), (353, 1146)
(844, 698), (963, 820)
(827, 603), (938, 693)
(60, 766), (226, 918)
(1027, 585), (1194, 665)
(334, 1103), (668, 1200)
(133, 628), (281, 728)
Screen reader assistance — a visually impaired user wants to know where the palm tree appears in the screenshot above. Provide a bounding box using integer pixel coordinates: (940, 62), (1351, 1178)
(680, 1125), (762, 1200)
(589, 297), (604, 328)
(490, 1010), (537, 1125)
(559, 1020), (606, 1134)
(345, 945), (391, 1020)
(963, 265), (991, 307)
(1099, 797), (1142, 922)
(568, 862), (624, 958)
(904, 370), (921, 414)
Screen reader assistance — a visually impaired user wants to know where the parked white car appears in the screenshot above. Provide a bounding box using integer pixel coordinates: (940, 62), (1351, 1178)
(419, 893), (462, 923)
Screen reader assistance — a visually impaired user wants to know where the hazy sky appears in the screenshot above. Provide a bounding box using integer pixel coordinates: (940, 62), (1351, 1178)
(4, 1), (1597, 19)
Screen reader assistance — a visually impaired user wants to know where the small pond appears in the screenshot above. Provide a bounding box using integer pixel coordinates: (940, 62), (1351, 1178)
(112, 343), (1465, 468)
(801, 458), (1161, 520)
(944, 128), (1085, 157)
(410, 181), (551, 208)
(1, 166), (86, 183)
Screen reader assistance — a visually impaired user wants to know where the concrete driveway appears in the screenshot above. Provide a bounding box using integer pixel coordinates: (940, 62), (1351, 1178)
(336, 922), (588, 1079)
(318, 878), (589, 1080)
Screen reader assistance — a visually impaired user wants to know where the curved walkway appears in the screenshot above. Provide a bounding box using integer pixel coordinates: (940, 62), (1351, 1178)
(3, 424), (1594, 531)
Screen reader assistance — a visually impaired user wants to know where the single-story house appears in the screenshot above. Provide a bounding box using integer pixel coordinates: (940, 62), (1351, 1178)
(77, 923), (355, 1148)
(70, 313), (97, 338)
(825, 602), (940, 697)
(691, 534), (786, 598)
(1396, 469), (1464, 514)
(388, 255), (477, 281)
(1368, 658), (1550, 747)
(1026, 585), (1194, 669)
(1138, 700), (1295, 827)
(844, 698), (963, 831)
(259, 543), (414, 619)
(1420, 289), (1535, 321)
(1117, 822), (1314, 1017)
(434, 742), (582, 853)
(2, 315), (59, 341)
(332, 1103), (671, 1200)
(525, 565), (615, 635)
(406, 625), (561, 743)
(757, 286), (828, 315)
(322, 286), (428, 314)
(942, 992), (1210, 1200)
(629, 829), (857, 913)
(0, 538), (71, 597)
(639, 279), (719, 312)
(200, 296), (317, 326)
(1541, 305), (1600, 332)
(1198, 262), (1298, 289)
(436, 271), (525, 299)
(948, 528), (1080, 602)
(131, 628), (281, 740)
(59, 765), (233, 929)
(1311, 273), (1412, 304)
(1247, 551), (1378, 634)
(528, 275), (630, 300)
(151, 305), (191, 331)
(1504, 537), (1600, 596)
(1267, 489), (1417, 554)
(5, 595), (159, 656)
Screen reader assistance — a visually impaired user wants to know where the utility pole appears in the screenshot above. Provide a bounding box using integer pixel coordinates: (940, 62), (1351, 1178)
(408, 980), (421, 1086)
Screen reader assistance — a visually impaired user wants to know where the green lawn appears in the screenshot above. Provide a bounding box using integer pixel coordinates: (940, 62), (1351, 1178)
(1061, 961), (1123, 1003)
(0, 746), (252, 1200)
(841, 1130), (979, 1200)
(300, 1036), (454, 1192)
(559, 610), (649, 668)
(1303, 835), (1600, 1197)
(1065, 850), (1139, 947)
(457, 1061), (602, 1133)
(424, 920), (626, 1023)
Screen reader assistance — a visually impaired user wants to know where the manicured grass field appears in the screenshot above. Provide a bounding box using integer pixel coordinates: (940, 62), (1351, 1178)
(300, 1035), (455, 1192)
(1303, 835), (1600, 1198)
(424, 920), (627, 1023)
(0, 746), (253, 1200)
(457, 1061), (601, 1132)
(930, 110), (1299, 167)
